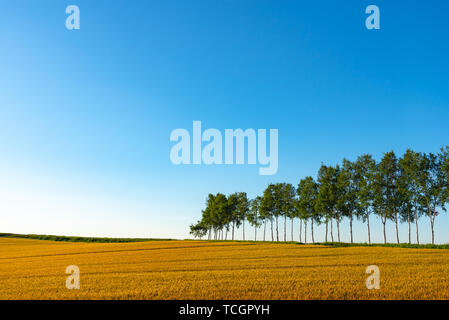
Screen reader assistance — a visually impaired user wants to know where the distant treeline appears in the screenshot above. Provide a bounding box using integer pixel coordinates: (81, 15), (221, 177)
(0, 233), (173, 243)
(190, 147), (449, 245)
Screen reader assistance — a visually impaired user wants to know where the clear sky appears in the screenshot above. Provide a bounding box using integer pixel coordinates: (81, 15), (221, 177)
(1, 1), (448, 243)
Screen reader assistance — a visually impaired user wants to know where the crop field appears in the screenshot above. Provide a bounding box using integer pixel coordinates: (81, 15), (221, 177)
(1, 237), (449, 300)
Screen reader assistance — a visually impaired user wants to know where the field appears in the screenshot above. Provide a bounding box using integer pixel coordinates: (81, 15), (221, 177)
(1, 237), (449, 300)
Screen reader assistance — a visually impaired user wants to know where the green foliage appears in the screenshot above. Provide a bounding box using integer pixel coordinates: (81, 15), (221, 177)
(247, 196), (262, 228)
(353, 154), (376, 221)
(337, 159), (359, 220)
(316, 164), (339, 222)
(297, 177), (318, 222)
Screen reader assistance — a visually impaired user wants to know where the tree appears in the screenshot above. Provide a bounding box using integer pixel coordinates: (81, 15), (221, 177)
(236, 192), (250, 241)
(278, 183), (296, 242)
(298, 177), (319, 243)
(260, 184), (276, 241)
(337, 159), (359, 243)
(441, 146), (449, 206)
(189, 220), (208, 239)
(317, 165), (339, 242)
(419, 152), (446, 244)
(212, 193), (227, 240)
(247, 196), (263, 241)
(227, 193), (240, 241)
(201, 194), (216, 240)
(354, 154), (376, 244)
(373, 152), (401, 244)
(295, 189), (303, 243)
(271, 184), (283, 242)
(398, 150), (425, 244)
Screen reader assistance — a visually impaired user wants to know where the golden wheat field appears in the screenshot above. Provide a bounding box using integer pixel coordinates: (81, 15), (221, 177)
(1, 237), (449, 300)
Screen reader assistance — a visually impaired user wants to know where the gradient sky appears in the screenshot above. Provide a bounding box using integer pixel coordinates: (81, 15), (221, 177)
(1, 0), (448, 243)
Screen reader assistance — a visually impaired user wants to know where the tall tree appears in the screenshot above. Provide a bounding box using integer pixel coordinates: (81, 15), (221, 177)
(317, 165), (339, 242)
(236, 192), (250, 241)
(373, 152), (400, 244)
(215, 193), (229, 240)
(226, 193), (239, 240)
(272, 184), (283, 242)
(260, 184), (276, 241)
(441, 146), (449, 207)
(337, 159), (359, 243)
(419, 152), (446, 244)
(398, 150), (425, 244)
(277, 183), (296, 242)
(298, 177), (319, 243)
(354, 154), (376, 244)
(295, 186), (303, 243)
(247, 196), (262, 241)
(201, 194), (215, 240)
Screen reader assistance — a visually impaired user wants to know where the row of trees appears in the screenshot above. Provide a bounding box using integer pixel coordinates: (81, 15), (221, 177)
(190, 147), (449, 245)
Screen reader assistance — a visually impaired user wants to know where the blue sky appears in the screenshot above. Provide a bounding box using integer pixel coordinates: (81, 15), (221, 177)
(0, 1), (448, 243)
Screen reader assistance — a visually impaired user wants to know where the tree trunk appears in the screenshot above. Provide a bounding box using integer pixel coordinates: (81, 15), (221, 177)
(336, 218), (340, 243)
(311, 219), (314, 244)
(325, 220), (328, 242)
(430, 208), (435, 245)
(394, 212), (400, 244)
(276, 216), (279, 242)
(270, 217), (274, 242)
(243, 219), (245, 241)
(225, 228), (228, 240)
(415, 207), (419, 245)
(232, 222), (235, 241)
(284, 215), (287, 242)
(291, 218), (294, 242)
(430, 217), (434, 245)
(254, 225), (257, 241)
(408, 214), (411, 244)
(208, 228), (211, 240)
(431, 221), (435, 244)
(382, 218), (387, 244)
(350, 215), (353, 244)
(330, 218), (334, 242)
(367, 213), (371, 244)
(263, 220), (266, 241)
(299, 220), (303, 243)
(304, 219), (307, 244)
